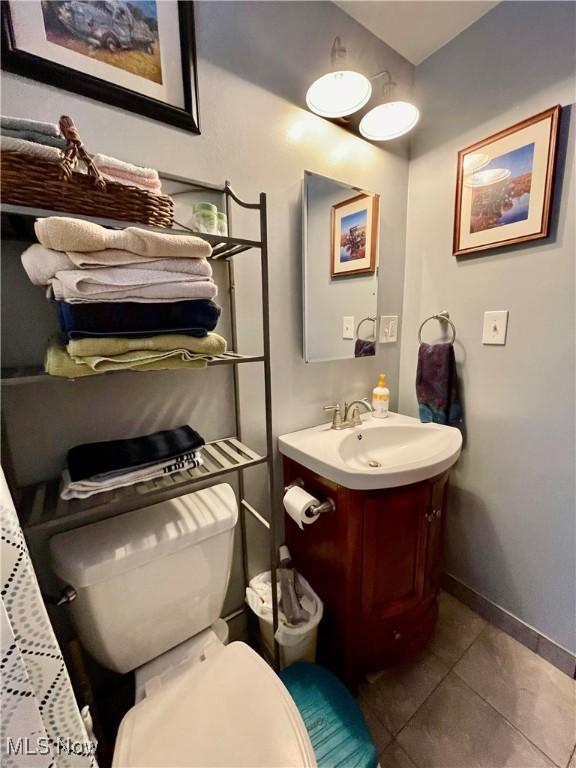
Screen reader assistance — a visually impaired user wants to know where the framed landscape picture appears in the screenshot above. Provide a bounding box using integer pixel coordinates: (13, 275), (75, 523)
(453, 106), (560, 256)
(1, 0), (199, 132)
(331, 192), (379, 277)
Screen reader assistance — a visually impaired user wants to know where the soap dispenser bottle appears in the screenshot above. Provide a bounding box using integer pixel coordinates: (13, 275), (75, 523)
(372, 373), (390, 418)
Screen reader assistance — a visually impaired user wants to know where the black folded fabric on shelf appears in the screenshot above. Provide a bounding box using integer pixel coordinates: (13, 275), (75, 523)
(67, 425), (205, 482)
(57, 299), (221, 341)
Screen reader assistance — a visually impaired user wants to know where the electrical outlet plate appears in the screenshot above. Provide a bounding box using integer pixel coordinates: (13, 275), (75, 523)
(379, 315), (398, 343)
(482, 310), (508, 345)
(343, 316), (354, 339)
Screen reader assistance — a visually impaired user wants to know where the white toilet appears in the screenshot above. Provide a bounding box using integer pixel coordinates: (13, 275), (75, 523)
(50, 483), (316, 767)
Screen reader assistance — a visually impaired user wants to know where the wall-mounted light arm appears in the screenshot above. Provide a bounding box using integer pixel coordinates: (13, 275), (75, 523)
(306, 37), (372, 118)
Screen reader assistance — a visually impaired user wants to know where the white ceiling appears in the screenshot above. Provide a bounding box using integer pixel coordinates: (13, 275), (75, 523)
(335, 1), (499, 65)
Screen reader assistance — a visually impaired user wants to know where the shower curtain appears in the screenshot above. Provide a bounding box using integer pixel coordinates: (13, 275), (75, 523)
(0, 467), (97, 767)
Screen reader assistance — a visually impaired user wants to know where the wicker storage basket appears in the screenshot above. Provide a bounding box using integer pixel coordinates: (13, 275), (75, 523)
(1, 116), (174, 228)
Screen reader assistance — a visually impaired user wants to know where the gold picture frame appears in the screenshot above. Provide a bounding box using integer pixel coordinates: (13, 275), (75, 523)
(453, 106), (560, 257)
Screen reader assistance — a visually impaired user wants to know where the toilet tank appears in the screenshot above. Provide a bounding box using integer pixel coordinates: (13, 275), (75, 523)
(50, 484), (238, 674)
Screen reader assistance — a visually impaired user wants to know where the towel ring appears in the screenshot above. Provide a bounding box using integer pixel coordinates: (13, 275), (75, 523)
(356, 316), (376, 339)
(418, 311), (456, 345)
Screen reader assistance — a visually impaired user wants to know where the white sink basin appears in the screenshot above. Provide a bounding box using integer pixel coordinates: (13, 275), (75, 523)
(278, 412), (462, 490)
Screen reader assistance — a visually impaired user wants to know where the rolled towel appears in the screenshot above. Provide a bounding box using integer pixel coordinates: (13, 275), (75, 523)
(92, 153), (159, 181)
(66, 424), (205, 482)
(68, 331), (226, 358)
(49, 268), (218, 303)
(35, 217), (212, 259)
(60, 451), (203, 500)
(1, 116), (62, 138)
(1, 135), (63, 163)
(45, 340), (211, 377)
(1, 127), (67, 149)
(20, 244), (212, 285)
(57, 299), (221, 340)
(60, 451), (204, 500)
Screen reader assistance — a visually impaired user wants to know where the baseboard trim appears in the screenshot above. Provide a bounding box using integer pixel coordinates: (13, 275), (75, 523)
(441, 572), (576, 679)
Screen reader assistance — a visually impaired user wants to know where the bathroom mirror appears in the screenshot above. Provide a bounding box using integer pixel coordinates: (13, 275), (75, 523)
(303, 171), (380, 362)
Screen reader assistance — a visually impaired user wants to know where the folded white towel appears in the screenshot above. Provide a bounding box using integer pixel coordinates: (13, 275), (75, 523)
(1, 134), (63, 163)
(20, 244), (212, 286)
(49, 268), (217, 303)
(60, 451), (203, 499)
(35, 217), (212, 259)
(21, 245), (72, 285)
(92, 153), (159, 181)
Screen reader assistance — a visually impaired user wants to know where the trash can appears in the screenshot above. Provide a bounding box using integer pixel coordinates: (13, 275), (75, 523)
(246, 570), (323, 668)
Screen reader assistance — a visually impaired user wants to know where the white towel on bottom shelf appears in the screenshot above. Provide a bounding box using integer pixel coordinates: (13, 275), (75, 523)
(60, 451), (203, 500)
(48, 268), (217, 303)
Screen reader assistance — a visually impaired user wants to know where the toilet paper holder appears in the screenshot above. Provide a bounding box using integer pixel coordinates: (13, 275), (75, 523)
(284, 478), (336, 515)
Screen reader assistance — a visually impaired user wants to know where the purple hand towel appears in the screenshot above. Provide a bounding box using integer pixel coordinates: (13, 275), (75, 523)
(416, 342), (463, 427)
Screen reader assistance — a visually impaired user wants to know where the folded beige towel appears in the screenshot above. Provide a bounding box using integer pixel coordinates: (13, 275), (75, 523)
(68, 332), (227, 358)
(1, 135), (63, 163)
(45, 339), (210, 377)
(67, 249), (212, 275)
(35, 217), (212, 259)
(71, 348), (215, 372)
(21, 244), (212, 286)
(49, 268), (217, 303)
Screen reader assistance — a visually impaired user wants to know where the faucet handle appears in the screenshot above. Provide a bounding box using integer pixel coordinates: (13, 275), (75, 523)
(323, 403), (342, 429)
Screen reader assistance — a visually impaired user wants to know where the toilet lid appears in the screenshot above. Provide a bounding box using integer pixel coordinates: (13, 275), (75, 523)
(113, 642), (317, 768)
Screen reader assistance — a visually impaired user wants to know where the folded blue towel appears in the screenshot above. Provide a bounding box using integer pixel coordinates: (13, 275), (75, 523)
(68, 425), (204, 482)
(416, 342), (463, 427)
(1, 127), (67, 149)
(57, 300), (221, 341)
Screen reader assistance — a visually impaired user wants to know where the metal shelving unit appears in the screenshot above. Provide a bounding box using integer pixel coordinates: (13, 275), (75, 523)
(0, 175), (281, 668)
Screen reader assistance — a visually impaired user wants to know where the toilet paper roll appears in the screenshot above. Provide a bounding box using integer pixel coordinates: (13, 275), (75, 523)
(283, 486), (320, 530)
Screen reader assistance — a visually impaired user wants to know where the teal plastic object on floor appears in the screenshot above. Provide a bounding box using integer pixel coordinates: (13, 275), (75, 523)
(279, 662), (378, 768)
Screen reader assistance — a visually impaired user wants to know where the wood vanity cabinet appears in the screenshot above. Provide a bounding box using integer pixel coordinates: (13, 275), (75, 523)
(283, 457), (450, 687)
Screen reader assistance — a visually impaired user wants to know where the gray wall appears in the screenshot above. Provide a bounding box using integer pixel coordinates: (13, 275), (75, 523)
(1, 3), (411, 592)
(398, 2), (576, 652)
(304, 172), (378, 361)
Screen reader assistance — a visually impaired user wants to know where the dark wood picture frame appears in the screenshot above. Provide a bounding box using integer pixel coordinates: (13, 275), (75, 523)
(330, 192), (379, 277)
(1, 0), (200, 133)
(453, 105), (560, 257)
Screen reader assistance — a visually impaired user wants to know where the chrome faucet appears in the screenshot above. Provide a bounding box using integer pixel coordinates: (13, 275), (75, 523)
(324, 398), (374, 430)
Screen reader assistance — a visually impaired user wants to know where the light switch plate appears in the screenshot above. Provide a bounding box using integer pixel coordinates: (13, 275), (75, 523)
(482, 310), (508, 345)
(379, 315), (399, 343)
(343, 316), (354, 339)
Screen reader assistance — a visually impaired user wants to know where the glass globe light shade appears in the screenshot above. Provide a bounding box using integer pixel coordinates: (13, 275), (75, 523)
(306, 70), (372, 118)
(359, 100), (420, 141)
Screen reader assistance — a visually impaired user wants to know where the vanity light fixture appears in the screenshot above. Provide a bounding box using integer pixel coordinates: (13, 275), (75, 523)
(359, 71), (420, 141)
(306, 37), (372, 118)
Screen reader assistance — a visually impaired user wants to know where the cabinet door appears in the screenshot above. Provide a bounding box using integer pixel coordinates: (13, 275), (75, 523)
(424, 473), (449, 597)
(361, 483), (431, 621)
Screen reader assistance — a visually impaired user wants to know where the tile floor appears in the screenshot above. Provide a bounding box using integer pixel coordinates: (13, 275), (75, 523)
(358, 592), (576, 768)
